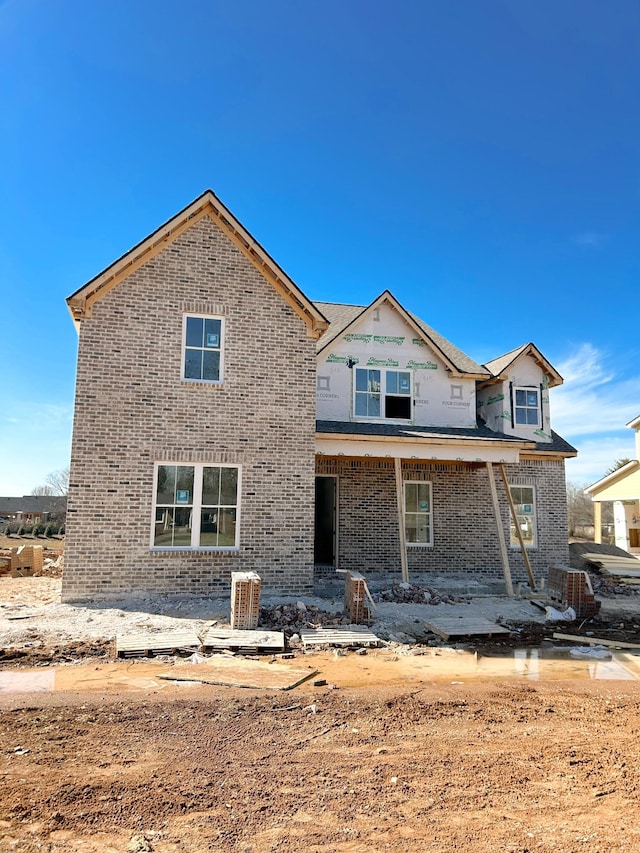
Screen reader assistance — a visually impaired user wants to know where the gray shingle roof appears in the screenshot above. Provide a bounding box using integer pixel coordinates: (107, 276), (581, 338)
(0, 496), (67, 515)
(314, 302), (366, 352)
(316, 420), (577, 456)
(316, 419), (530, 444)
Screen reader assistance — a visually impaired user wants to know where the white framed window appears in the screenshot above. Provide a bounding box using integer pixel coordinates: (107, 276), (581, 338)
(183, 315), (224, 383)
(354, 367), (412, 420)
(513, 386), (540, 426)
(152, 463), (240, 549)
(404, 481), (433, 546)
(509, 485), (536, 548)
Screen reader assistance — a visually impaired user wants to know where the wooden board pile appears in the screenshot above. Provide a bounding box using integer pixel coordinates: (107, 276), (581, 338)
(582, 553), (640, 587)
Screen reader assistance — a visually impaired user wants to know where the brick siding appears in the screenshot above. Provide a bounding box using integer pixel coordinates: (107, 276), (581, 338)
(316, 456), (569, 585)
(63, 216), (316, 601)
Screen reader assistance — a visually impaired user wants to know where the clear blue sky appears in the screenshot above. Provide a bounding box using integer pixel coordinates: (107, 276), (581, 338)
(1, 0), (638, 493)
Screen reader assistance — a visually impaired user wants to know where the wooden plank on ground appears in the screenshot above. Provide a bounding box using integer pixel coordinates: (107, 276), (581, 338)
(116, 631), (201, 658)
(598, 567), (640, 578)
(158, 656), (317, 690)
(582, 553), (640, 565)
(423, 616), (511, 641)
(553, 632), (640, 650)
(201, 628), (284, 652)
(299, 627), (380, 648)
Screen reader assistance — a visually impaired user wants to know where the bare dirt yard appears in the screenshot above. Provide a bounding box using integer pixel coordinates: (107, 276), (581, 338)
(2, 576), (640, 853)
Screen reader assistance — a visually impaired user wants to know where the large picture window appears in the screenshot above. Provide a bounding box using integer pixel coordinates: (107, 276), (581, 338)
(513, 386), (540, 426)
(404, 481), (433, 546)
(354, 368), (412, 420)
(183, 315), (224, 383)
(152, 463), (240, 549)
(509, 485), (536, 548)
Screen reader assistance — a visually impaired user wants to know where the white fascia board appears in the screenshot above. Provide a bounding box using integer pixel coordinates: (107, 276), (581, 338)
(315, 437), (522, 463)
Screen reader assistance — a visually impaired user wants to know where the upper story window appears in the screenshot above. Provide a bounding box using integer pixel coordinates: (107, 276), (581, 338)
(354, 368), (412, 420)
(152, 463), (240, 550)
(513, 386), (540, 426)
(183, 315), (223, 383)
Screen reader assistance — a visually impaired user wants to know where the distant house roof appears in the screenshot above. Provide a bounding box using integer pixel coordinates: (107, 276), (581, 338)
(0, 496), (67, 515)
(314, 291), (490, 378)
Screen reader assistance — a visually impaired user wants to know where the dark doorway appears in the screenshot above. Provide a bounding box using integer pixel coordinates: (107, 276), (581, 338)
(314, 476), (337, 565)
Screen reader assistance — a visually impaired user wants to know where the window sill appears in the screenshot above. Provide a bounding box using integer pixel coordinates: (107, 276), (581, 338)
(407, 543), (433, 548)
(180, 379), (224, 387)
(150, 547), (240, 554)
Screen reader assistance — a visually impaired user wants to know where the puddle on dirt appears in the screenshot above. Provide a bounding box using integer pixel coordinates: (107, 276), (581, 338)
(0, 662), (184, 694)
(298, 647), (640, 688)
(1, 647), (640, 694)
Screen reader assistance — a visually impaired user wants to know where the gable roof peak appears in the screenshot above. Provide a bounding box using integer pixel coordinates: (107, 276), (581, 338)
(315, 290), (489, 378)
(67, 189), (328, 339)
(483, 342), (563, 388)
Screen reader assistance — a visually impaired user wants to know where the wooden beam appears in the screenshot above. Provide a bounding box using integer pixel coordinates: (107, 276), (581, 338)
(486, 461), (514, 597)
(594, 501), (602, 544)
(553, 632), (640, 650)
(394, 457), (409, 583)
(499, 463), (536, 590)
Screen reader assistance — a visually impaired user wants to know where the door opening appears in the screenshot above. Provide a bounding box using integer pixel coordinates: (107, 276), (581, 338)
(314, 476), (337, 565)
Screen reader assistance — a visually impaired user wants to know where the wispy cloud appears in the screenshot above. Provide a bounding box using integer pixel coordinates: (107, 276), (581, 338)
(552, 344), (640, 437)
(552, 343), (640, 484)
(565, 436), (636, 487)
(572, 232), (608, 247)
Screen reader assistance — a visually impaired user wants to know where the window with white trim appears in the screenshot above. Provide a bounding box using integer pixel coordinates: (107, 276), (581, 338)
(513, 386), (540, 426)
(183, 315), (224, 382)
(152, 463), (240, 549)
(354, 368), (412, 419)
(404, 481), (433, 546)
(509, 485), (536, 548)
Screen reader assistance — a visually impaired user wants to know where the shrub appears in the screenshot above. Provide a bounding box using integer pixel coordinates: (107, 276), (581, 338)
(32, 523), (42, 537)
(43, 523), (53, 538)
(17, 524), (25, 536)
(58, 524), (65, 536)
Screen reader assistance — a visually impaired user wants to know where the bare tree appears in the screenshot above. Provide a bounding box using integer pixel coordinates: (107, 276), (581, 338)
(605, 458), (633, 476)
(31, 466), (70, 496)
(566, 481), (594, 537)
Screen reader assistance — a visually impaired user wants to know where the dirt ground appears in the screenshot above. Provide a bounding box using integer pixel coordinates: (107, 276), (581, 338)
(2, 577), (640, 852)
(2, 680), (640, 853)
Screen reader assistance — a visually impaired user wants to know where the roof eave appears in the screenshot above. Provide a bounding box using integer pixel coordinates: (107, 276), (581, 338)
(585, 460), (640, 494)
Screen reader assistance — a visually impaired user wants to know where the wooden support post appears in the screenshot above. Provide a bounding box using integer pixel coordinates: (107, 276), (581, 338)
(499, 463), (536, 591)
(486, 462), (514, 597)
(395, 457), (409, 583)
(594, 501), (602, 544)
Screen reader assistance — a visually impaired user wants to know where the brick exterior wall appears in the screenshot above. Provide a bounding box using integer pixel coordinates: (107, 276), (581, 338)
(63, 216), (317, 601)
(316, 456), (569, 585)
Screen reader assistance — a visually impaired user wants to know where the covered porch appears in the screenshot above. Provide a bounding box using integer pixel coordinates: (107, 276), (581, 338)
(585, 461), (640, 555)
(314, 423), (542, 596)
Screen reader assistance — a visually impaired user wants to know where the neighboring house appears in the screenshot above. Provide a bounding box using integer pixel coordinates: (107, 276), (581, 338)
(62, 190), (576, 602)
(0, 496), (66, 525)
(585, 417), (640, 554)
